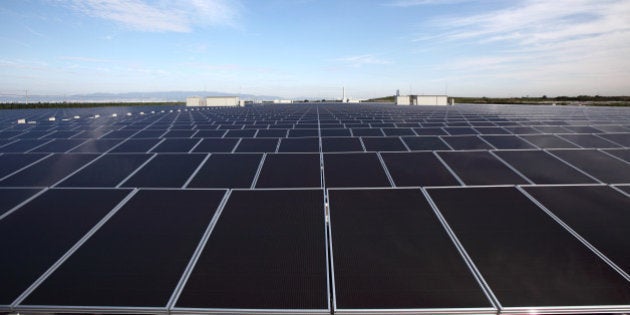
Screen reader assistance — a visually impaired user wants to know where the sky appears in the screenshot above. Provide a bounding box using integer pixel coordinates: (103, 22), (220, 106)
(1, 0), (630, 99)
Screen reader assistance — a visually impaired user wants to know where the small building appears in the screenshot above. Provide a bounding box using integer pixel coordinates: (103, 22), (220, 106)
(187, 96), (241, 107)
(395, 95), (449, 106)
(206, 96), (240, 107)
(186, 97), (206, 106)
(273, 99), (293, 104)
(395, 95), (412, 105)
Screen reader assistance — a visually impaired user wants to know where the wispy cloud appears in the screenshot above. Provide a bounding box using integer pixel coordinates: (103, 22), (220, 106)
(59, 56), (117, 63)
(415, 0), (630, 95)
(25, 26), (46, 37)
(335, 54), (392, 67)
(385, 0), (469, 7)
(62, 0), (241, 32)
(429, 0), (630, 45)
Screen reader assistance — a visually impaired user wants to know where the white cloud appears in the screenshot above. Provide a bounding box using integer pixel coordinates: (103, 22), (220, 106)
(335, 54), (392, 67)
(62, 0), (240, 32)
(416, 0), (630, 95)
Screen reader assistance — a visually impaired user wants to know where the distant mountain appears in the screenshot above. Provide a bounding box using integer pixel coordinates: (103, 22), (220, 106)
(0, 91), (282, 103)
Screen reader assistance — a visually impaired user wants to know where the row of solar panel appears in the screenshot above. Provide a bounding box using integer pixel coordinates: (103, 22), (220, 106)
(3, 109), (629, 127)
(1, 186), (629, 314)
(1, 134), (629, 156)
(1, 150), (628, 188)
(1, 102), (627, 117)
(2, 126), (630, 141)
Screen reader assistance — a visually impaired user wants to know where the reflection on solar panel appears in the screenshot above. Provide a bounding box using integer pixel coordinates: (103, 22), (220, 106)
(0, 103), (629, 314)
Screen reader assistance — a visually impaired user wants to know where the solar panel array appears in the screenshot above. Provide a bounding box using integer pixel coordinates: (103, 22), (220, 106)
(1, 103), (629, 315)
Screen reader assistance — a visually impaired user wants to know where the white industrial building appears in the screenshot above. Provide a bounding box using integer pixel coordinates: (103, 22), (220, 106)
(395, 95), (450, 106)
(186, 96), (241, 107)
(186, 97), (206, 106)
(273, 99), (293, 104)
(206, 96), (240, 106)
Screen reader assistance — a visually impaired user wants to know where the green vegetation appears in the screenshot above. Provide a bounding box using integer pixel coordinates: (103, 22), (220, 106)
(363, 95), (396, 103)
(454, 95), (630, 106)
(0, 101), (184, 110)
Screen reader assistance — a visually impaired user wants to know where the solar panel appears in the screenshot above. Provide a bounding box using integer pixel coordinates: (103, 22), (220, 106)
(69, 139), (122, 153)
(321, 137), (363, 152)
(234, 138), (278, 152)
(549, 149), (630, 183)
(522, 185), (630, 275)
(186, 153), (262, 188)
(401, 136), (450, 150)
(493, 150), (597, 184)
(150, 138), (201, 153)
(174, 189), (328, 312)
(255, 153), (321, 188)
(277, 137), (320, 152)
(329, 188), (494, 312)
(0, 154), (99, 187)
(193, 138), (238, 152)
(480, 135), (536, 149)
(558, 134), (622, 148)
(427, 187), (630, 312)
(120, 154), (205, 188)
(0, 189), (131, 305)
(437, 151), (528, 185)
(361, 136), (407, 151)
(0, 153), (48, 178)
(441, 135), (493, 150)
(599, 133), (630, 146)
(0, 188), (41, 217)
(604, 148), (630, 162)
(58, 154), (151, 187)
(108, 138), (161, 153)
(28, 139), (87, 153)
(1, 103), (629, 314)
(518, 134), (579, 148)
(0, 139), (51, 153)
(20, 189), (226, 310)
(324, 153), (391, 187)
(380, 152), (460, 187)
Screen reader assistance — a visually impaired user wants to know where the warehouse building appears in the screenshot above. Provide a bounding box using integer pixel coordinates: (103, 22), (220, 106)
(185, 97), (205, 106)
(186, 96), (241, 107)
(396, 95), (450, 106)
(207, 96), (240, 106)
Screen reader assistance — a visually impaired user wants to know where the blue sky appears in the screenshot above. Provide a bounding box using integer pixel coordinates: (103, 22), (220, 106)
(1, 0), (629, 99)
